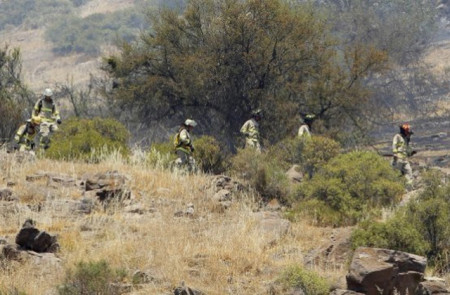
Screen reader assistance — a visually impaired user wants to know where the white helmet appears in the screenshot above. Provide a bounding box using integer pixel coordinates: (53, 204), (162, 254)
(43, 88), (53, 97)
(184, 119), (197, 127)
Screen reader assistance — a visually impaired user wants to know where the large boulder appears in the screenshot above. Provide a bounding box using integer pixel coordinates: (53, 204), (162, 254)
(0, 188), (17, 201)
(83, 170), (131, 201)
(252, 211), (291, 245)
(346, 247), (427, 295)
(15, 219), (59, 253)
(417, 279), (450, 294)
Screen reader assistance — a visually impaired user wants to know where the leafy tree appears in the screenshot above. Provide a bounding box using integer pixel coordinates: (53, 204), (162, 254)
(0, 46), (34, 143)
(104, 0), (389, 148)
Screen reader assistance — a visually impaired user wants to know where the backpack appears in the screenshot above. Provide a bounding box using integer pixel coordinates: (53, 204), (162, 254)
(37, 98), (56, 114)
(174, 132), (181, 148)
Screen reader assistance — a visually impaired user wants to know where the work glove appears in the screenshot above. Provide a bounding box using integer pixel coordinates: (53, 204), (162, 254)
(410, 150), (417, 156)
(57, 119), (62, 124)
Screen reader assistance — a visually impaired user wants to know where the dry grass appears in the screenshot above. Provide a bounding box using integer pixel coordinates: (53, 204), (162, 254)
(0, 150), (345, 294)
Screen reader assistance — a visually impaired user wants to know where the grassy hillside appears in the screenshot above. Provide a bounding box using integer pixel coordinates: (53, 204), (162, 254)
(0, 150), (345, 294)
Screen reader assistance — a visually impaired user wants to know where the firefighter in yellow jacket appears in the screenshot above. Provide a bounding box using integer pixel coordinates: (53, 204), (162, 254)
(392, 123), (416, 188)
(240, 109), (262, 152)
(14, 116), (41, 152)
(174, 119), (197, 172)
(33, 88), (61, 149)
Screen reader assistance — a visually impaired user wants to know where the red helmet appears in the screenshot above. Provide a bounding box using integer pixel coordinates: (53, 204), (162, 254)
(401, 123), (410, 131)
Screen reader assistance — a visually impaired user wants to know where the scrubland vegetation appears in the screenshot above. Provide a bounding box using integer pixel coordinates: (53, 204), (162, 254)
(1, 0), (450, 293)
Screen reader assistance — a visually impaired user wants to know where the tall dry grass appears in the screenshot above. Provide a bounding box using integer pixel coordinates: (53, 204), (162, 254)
(0, 149), (345, 294)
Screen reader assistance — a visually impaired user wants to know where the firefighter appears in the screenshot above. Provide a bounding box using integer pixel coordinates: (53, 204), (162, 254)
(240, 109), (262, 152)
(33, 88), (61, 149)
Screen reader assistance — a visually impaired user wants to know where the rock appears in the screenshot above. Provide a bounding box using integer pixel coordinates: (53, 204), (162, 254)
(346, 247), (427, 295)
(1, 244), (23, 261)
(304, 227), (353, 268)
(15, 220), (59, 253)
(329, 290), (364, 295)
(286, 165), (303, 183)
(0, 188), (17, 201)
(132, 269), (164, 284)
(6, 181), (16, 187)
(253, 211), (291, 245)
(209, 175), (245, 193)
(109, 283), (132, 294)
(84, 170), (131, 202)
(417, 280), (450, 294)
(265, 199), (281, 211)
(175, 203), (195, 218)
(212, 189), (232, 202)
(173, 282), (205, 295)
(124, 203), (146, 214)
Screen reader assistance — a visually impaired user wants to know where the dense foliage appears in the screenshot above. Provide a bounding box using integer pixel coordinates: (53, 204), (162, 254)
(279, 265), (330, 295)
(0, 46), (34, 143)
(293, 151), (404, 226)
(230, 148), (290, 202)
(45, 117), (130, 161)
(352, 170), (450, 272)
(105, 0), (390, 148)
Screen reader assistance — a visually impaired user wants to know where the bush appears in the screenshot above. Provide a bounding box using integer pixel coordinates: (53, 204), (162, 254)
(230, 148), (290, 202)
(267, 137), (306, 170)
(351, 170), (450, 272)
(193, 135), (229, 174)
(45, 117), (129, 161)
(293, 151), (404, 226)
(351, 214), (429, 255)
(279, 265), (330, 295)
(59, 260), (126, 295)
(302, 136), (340, 178)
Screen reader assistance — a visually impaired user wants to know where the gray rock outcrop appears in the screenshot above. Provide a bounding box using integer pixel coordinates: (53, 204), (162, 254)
(346, 247), (427, 295)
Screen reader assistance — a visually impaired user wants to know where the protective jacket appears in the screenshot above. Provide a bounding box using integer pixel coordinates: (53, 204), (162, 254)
(298, 124), (311, 138)
(175, 127), (194, 155)
(14, 123), (37, 150)
(240, 119), (259, 140)
(392, 133), (412, 159)
(33, 98), (60, 123)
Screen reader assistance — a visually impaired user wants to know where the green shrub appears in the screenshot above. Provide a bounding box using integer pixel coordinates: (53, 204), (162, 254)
(267, 137), (306, 169)
(302, 135), (340, 178)
(45, 117), (129, 161)
(293, 151), (404, 226)
(193, 135), (229, 174)
(351, 214), (429, 255)
(230, 148), (290, 202)
(352, 170), (450, 272)
(279, 265), (329, 295)
(59, 260), (125, 295)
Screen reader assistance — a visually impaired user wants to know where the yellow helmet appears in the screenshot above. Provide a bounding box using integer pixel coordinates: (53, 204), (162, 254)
(31, 116), (42, 126)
